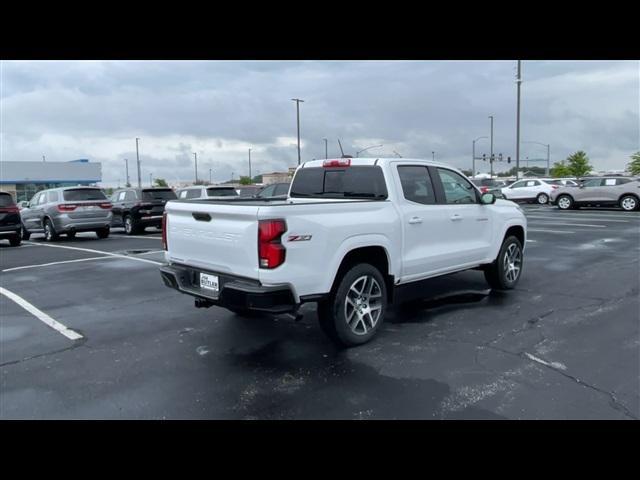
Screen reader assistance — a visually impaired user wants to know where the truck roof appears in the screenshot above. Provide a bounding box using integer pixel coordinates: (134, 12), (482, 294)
(301, 157), (453, 169)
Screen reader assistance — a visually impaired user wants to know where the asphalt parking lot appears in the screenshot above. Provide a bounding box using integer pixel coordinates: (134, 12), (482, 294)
(1, 205), (639, 419)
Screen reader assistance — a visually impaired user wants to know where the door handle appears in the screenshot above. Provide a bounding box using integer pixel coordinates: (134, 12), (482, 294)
(408, 216), (423, 224)
(450, 214), (463, 221)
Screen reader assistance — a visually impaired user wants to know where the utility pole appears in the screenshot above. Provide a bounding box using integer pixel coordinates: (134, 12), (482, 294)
(135, 137), (141, 188)
(149, 173), (153, 187)
(516, 60), (522, 180)
(291, 98), (304, 165)
(248, 148), (252, 182)
(124, 159), (130, 186)
(546, 144), (550, 176)
(42, 155), (46, 162)
(432, 151), (435, 161)
(193, 152), (198, 183)
(489, 115), (494, 177)
(209, 168), (212, 184)
(323, 138), (328, 159)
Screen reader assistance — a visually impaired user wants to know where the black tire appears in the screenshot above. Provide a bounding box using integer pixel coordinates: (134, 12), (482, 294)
(43, 218), (59, 242)
(21, 227), (31, 240)
(484, 236), (524, 290)
(619, 195), (639, 212)
(556, 194), (574, 210)
(536, 193), (549, 205)
(66, 231), (77, 239)
(9, 234), (21, 247)
(124, 215), (141, 235)
(96, 227), (110, 239)
(317, 263), (387, 347)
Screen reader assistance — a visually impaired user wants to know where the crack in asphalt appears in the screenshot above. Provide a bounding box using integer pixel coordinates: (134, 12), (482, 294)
(0, 337), (87, 368)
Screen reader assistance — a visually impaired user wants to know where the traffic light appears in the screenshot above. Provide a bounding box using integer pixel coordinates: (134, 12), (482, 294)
(499, 153), (503, 162)
(482, 154), (486, 162)
(507, 156), (511, 164)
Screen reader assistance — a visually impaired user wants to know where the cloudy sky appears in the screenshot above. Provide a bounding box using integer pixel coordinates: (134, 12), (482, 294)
(1, 60), (638, 186)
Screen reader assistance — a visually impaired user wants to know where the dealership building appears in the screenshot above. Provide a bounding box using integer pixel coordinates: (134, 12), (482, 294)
(0, 159), (102, 202)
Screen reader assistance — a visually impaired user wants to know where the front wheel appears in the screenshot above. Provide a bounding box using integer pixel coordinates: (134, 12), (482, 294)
(22, 227), (31, 240)
(620, 195), (639, 212)
(536, 193), (549, 204)
(318, 263), (387, 347)
(43, 218), (59, 242)
(124, 215), (140, 235)
(556, 194), (574, 210)
(484, 236), (524, 290)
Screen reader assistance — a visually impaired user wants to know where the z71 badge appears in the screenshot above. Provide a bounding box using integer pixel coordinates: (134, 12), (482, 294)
(287, 234), (312, 242)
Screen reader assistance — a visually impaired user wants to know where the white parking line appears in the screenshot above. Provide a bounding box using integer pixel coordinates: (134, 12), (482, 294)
(113, 235), (162, 239)
(24, 242), (162, 266)
(528, 222), (606, 228)
(0, 287), (83, 340)
(2, 255), (115, 273)
(527, 229), (576, 234)
(526, 215), (630, 223)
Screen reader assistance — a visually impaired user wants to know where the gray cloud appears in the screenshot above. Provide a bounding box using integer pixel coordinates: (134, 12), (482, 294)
(1, 60), (638, 185)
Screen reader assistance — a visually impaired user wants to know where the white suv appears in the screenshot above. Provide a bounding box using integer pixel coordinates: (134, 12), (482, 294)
(176, 185), (239, 200)
(501, 178), (568, 204)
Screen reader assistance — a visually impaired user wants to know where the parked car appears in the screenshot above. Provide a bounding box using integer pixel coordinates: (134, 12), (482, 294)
(20, 187), (112, 241)
(237, 186), (263, 198)
(470, 179), (505, 199)
(550, 177), (640, 211)
(110, 187), (177, 234)
(500, 178), (561, 204)
(176, 185), (239, 200)
(160, 158), (527, 347)
(0, 191), (22, 246)
(254, 182), (290, 199)
(547, 178), (579, 187)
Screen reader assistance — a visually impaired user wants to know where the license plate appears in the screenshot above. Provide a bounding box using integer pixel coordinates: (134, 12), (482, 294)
(199, 273), (219, 294)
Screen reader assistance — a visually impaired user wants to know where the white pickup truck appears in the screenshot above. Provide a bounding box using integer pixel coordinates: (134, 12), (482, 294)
(160, 158), (527, 346)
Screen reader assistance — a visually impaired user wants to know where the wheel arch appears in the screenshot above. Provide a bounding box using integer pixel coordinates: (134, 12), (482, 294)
(329, 245), (394, 303)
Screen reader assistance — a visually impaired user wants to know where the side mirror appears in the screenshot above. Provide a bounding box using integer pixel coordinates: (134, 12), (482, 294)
(480, 193), (496, 205)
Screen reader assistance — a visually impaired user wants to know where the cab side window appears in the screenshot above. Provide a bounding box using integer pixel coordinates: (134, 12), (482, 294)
(510, 181), (526, 189)
(397, 166), (436, 205)
(186, 189), (201, 199)
(258, 185), (276, 198)
(437, 168), (478, 204)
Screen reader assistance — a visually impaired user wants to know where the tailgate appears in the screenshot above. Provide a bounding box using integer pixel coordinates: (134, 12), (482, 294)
(165, 201), (260, 279)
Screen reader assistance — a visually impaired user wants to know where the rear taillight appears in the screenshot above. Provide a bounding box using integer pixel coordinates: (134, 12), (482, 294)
(161, 211), (168, 251)
(480, 186), (489, 193)
(0, 206), (19, 213)
(323, 158), (351, 168)
(57, 204), (78, 212)
(99, 202), (113, 209)
(258, 219), (286, 269)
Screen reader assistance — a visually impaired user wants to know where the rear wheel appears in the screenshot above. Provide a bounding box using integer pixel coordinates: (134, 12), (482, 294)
(317, 263), (387, 347)
(484, 236), (523, 290)
(21, 227), (31, 240)
(620, 195), (639, 212)
(556, 194), (574, 210)
(43, 218), (59, 242)
(96, 227), (110, 239)
(9, 234), (21, 247)
(536, 193), (549, 204)
(124, 215), (141, 235)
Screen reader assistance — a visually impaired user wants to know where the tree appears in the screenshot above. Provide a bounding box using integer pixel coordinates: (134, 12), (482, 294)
(565, 151), (593, 177)
(550, 160), (572, 178)
(239, 176), (252, 185)
(627, 151), (640, 175)
(252, 175), (263, 183)
(460, 169), (472, 177)
(153, 178), (168, 187)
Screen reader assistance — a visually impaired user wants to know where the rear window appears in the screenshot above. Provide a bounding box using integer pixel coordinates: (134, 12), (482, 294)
(0, 193), (15, 206)
(142, 189), (177, 201)
(207, 188), (238, 197)
(290, 166), (388, 199)
(63, 189), (107, 201)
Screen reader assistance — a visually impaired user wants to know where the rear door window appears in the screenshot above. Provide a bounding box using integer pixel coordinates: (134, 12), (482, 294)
(63, 189), (107, 201)
(47, 191), (58, 203)
(397, 166), (436, 205)
(437, 168), (478, 204)
(290, 166), (388, 199)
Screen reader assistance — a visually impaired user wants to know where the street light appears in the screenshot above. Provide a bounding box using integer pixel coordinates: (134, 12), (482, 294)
(322, 137), (328, 159)
(149, 173), (153, 187)
(523, 141), (551, 176)
(516, 60), (522, 180)
(488, 116), (495, 176)
(248, 148), (252, 183)
(193, 152), (198, 183)
(135, 137), (142, 188)
(291, 98), (304, 165)
(124, 159), (130, 186)
(432, 151), (435, 161)
(472, 136), (488, 177)
(356, 144), (383, 157)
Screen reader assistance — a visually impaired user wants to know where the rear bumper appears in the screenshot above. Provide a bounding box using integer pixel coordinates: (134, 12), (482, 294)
(54, 214), (112, 232)
(137, 215), (163, 226)
(159, 263), (297, 314)
(0, 225), (21, 237)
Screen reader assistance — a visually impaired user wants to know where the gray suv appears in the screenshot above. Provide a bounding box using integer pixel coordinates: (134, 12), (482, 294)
(21, 187), (113, 241)
(549, 177), (640, 211)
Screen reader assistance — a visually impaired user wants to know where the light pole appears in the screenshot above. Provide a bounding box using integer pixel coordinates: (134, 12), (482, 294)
(523, 141), (550, 176)
(356, 144), (383, 157)
(193, 152), (198, 183)
(472, 136), (488, 177)
(209, 168), (212, 184)
(42, 155), (46, 162)
(488, 115), (495, 177)
(149, 173), (153, 187)
(432, 151), (435, 161)
(135, 137), (141, 188)
(248, 148), (252, 183)
(124, 159), (130, 186)
(323, 138), (328, 159)
(516, 60), (522, 180)
(291, 98), (304, 165)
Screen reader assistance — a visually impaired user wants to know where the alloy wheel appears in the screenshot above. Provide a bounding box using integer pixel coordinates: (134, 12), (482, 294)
(503, 243), (522, 283)
(344, 275), (383, 335)
(538, 194), (548, 204)
(558, 197), (571, 209)
(621, 197), (637, 211)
